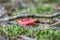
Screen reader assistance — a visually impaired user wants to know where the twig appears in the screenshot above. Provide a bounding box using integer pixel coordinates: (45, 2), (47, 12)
(18, 35), (36, 40)
(15, 12), (60, 18)
(49, 18), (60, 26)
(0, 12), (60, 22)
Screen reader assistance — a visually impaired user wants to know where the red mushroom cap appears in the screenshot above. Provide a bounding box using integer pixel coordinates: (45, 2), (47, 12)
(16, 18), (35, 25)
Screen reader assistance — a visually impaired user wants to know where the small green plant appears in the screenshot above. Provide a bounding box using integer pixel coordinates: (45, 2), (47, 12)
(2, 25), (60, 40)
(29, 3), (54, 14)
(36, 3), (54, 14)
(13, 3), (54, 15)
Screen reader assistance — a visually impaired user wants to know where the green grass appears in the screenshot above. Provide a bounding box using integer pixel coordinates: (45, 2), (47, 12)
(12, 3), (54, 16)
(0, 25), (60, 40)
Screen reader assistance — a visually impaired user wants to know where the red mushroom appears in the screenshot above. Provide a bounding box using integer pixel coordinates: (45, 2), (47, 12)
(16, 18), (35, 25)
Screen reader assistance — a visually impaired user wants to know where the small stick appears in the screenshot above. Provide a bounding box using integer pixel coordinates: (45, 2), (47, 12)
(0, 12), (60, 22)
